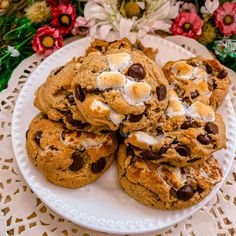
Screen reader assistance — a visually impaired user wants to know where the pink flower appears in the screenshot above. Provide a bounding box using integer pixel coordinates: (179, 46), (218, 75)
(214, 2), (236, 36)
(71, 17), (90, 36)
(171, 12), (203, 39)
(32, 25), (63, 56)
(47, 0), (70, 7)
(51, 3), (76, 36)
(180, 3), (197, 13)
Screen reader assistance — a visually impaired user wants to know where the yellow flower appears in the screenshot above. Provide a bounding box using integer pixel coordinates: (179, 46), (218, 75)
(198, 22), (216, 46)
(119, 0), (143, 18)
(26, 1), (51, 23)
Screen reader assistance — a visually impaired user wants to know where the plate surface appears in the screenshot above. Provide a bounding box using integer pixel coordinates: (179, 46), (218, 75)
(12, 34), (236, 234)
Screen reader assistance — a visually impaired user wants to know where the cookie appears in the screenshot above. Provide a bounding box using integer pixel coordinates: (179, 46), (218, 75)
(86, 38), (158, 61)
(118, 144), (222, 210)
(124, 90), (226, 167)
(26, 113), (118, 188)
(162, 57), (231, 110)
(72, 41), (168, 133)
(34, 58), (103, 132)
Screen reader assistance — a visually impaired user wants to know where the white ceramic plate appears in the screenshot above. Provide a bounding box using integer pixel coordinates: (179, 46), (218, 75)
(12, 34), (236, 234)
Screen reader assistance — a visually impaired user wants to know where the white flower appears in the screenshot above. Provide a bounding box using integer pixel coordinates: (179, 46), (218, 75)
(200, 0), (219, 15)
(7, 46), (20, 57)
(84, 0), (181, 38)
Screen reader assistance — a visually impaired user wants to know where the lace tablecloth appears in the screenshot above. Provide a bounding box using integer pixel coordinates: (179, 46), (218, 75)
(1, 36), (236, 236)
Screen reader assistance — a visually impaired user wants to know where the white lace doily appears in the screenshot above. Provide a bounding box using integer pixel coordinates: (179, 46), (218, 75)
(1, 36), (236, 236)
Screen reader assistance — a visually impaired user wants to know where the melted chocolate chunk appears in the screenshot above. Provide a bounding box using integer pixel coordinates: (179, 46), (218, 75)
(91, 158), (106, 173)
(126, 145), (135, 156)
(129, 114), (143, 122)
(65, 93), (75, 105)
(205, 64), (212, 74)
(190, 90), (199, 99)
(187, 157), (201, 163)
(75, 85), (85, 102)
(84, 88), (100, 94)
(128, 63), (145, 80)
(197, 134), (211, 145)
(35, 131), (42, 145)
(197, 186), (204, 193)
(139, 150), (157, 160)
(177, 184), (194, 201)
(159, 144), (170, 155)
(175, 145), (189, 156)
(217, 70), (228, 79)
(181, 117), (193, 130)
(205, 122), (218, 134)
(66, 112), (88, 128)
(49, 145), (58, 151)
(156, 85), (167, 101)
(69, 151), (84, 171)
(95, 45), (103, 52)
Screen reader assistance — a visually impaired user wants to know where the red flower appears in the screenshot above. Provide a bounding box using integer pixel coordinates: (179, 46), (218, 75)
(71, 17), (90, 36)
(32, 25), (63, 56)
(47, 0), (70, 7)
(51, 3), (76, 36)
(171, 12), (203, 39)
(214, 2), (236, 36)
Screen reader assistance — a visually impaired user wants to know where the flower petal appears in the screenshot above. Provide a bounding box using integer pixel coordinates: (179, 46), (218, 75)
(98, 24), (113, 39)
(119, 18), (134, 38)
(84, 1), (108, 20)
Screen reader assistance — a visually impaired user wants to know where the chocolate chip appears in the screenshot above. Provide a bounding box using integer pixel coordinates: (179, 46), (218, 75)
(190, 90), (199, 99)
(181, 117), (193, 130)
(140, 150), (157, 160)
(217, 70), (228, 79)
(188, 61), (198, 67)
(118, 43), (125, 49)
(91, 158), (106, 173)
(205, 64), (212, 74)
(197, 186), (204, 193)
(95, 45), (103, 52)
(205, 122), (218, 134)
(156, 85), (167, 101)
(197, 134), (211, 145)
(177, 184), (194, 201)
(26, 129), (30, 139)
(49, 145), (58, 151)
(175, 145), (189, 156)
(69, 151), (84, 171)
(126, 145), (134, 156)
(128, 63), (145, 80)
(65, 93), (75, 105)
(187, 157), (201, 163)
(75, 85), (85, 102)
(35, 131), (42, 145)
(61, 130), (73, 141)
(170, 188), (178, 198)
(212, 81), (217, 89)
(159, 144), (170, 155)
(129, 114), (143, 122)
(66, 112), (88, 128)
(84, 88), (100, 94)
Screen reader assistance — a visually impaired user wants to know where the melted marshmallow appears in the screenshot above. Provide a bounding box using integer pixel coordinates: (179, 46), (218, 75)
(90, 100), (110, 113)
(133, 131), (158, 145)
(106, 52), (132, 71)
(122, 79), (151, 106)
(90, 99), (124, 126)
(186, 101), (215, 122)
(81, 138), (102, 148)
(166, 89), (185, 117)
(96, 71), (126, 90)
(171, 61), (193, 80)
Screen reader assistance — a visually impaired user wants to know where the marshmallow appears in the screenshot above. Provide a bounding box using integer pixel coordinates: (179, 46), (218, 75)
(132, 131), (158, 145)
(110, 112), (125, 126)
(166, 89), (186, 117)
(186, 101), (215, 122)
(106, 52), (132, 71)
(171, 61), (193, 80)
(122, 80), (151, 105)
(96, 71), (126, 91)
(90, 100), (110, 113)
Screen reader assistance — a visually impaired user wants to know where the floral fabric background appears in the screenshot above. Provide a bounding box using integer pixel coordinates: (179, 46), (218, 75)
(0, 0), (235, 91)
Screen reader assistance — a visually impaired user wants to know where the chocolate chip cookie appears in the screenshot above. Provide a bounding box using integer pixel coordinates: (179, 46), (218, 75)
(124, 93), (226, 167)
(72, 42), (168, 133)
(34, 58), (104, 132)
(26, 113), (118, 188)
(162, 57), (231, 109)
(118, 144), (222, 210)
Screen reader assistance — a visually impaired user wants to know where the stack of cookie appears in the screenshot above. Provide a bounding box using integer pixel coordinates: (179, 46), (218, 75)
(26, 38), (230, 209)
